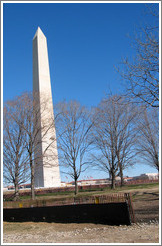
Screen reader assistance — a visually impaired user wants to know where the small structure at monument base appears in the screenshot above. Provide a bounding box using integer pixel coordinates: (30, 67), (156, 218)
(3, 193), (135, 225)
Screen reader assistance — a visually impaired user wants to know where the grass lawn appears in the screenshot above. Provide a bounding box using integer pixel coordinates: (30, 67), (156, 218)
(9, 182), (159, 201)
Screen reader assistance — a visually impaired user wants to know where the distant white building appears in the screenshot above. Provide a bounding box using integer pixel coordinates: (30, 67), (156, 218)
(68, 178), (111, 186)
(123, 177), (134, 182)
(133, 173), (159, 181)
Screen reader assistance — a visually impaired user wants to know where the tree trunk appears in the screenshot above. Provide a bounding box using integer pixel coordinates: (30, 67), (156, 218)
(119, 164), (124, 187)
(111, 171), (115, 189)
(14, 181), (19, 201)
(74, 178), (78, 195)
(14, 163), (19, 201)
(30, 159), (35, 200)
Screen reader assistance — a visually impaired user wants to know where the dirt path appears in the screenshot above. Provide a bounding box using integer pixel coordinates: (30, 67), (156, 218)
(3, 221), (159, 243)
(132, 187), (159, 223)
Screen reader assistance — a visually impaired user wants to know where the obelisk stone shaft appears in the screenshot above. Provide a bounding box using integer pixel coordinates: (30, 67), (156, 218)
(33, 27), (61, 188)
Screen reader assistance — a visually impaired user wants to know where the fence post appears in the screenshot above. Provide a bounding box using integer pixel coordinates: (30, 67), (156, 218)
(125, 193), (135, 223)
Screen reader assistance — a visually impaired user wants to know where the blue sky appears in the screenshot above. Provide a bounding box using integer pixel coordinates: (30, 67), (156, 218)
(3, 2), (159, 181)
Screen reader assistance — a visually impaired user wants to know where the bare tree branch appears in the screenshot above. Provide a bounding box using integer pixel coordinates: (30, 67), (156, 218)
(55, 101), (93, 195)
(117, 6), (159, 107)
(135, 106), (159, 171)
(90, 95), (137, 188)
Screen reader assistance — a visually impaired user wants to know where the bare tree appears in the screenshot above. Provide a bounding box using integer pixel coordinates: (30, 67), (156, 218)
(3, 92), (58, 200)
(136, 107), (159, 171)
(118, 5), (159, 107)
(113, 97), (138, 186)
(18, 92), (58, 200)
(91, 104), (118, 189)
(55, 101), (93, 195)
(91, 95), (137, 188)
(3, 98), (29, 201)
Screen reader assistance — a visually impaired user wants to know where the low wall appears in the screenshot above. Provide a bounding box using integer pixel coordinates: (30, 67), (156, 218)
(3, 202), (131, 225)
(3, 193), (135, 225)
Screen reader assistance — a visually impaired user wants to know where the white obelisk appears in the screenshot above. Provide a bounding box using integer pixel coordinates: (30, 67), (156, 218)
(33, 27), (61, 188)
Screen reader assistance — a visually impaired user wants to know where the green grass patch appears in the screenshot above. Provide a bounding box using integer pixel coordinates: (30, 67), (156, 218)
(4, 182), (159, 201)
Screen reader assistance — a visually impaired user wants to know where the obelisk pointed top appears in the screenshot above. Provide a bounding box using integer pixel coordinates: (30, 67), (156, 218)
(33, 27), (46, 40)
